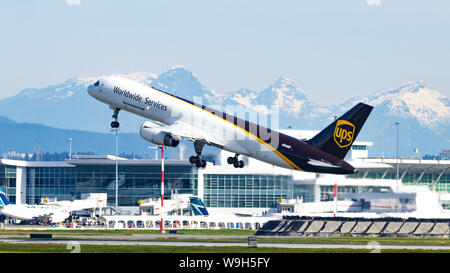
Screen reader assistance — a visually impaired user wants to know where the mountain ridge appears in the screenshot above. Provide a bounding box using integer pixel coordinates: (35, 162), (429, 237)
(0, 66), (448, 157)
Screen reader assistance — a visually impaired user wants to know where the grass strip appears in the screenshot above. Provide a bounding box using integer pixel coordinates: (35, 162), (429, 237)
(1, 242), (449, 253)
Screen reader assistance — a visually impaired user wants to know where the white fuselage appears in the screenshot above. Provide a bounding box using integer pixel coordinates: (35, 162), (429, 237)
(0, 199), (100, 223)
(0, 204), (64, 221)
(87, 77), (294, 170)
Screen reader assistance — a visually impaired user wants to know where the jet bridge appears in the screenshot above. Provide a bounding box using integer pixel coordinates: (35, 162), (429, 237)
(41, 193), (107, 218)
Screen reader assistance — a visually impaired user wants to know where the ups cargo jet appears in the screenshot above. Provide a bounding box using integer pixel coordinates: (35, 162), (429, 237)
(87, 77), (373, 174)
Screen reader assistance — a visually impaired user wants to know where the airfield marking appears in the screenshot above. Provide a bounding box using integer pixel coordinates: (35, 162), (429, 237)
(0, 238), (449, 251)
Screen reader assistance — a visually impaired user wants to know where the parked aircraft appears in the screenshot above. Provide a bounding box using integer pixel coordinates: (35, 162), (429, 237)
(0, 188), (99, 223)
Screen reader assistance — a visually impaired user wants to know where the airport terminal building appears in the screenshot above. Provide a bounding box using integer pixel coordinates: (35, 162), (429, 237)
(0, 156), (198, 206)
(1, 140), (450, 213)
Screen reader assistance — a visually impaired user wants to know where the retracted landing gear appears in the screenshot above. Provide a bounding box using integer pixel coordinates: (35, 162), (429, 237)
(189, 140), (207, 168)
(227, 154), (244, 168)
(111, 108), (120, 128)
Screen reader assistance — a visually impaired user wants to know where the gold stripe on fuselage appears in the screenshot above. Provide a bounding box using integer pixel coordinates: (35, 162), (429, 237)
(150, 87), (303, 171)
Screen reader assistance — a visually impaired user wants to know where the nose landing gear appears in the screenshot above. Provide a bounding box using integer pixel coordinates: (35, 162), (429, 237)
(227, 154), (245, 168)
(111, 108), (120, 128)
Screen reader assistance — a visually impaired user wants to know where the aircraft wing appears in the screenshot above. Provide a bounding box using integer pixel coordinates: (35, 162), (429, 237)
(146, 120), (225, 148)
(35, 211), (70, 223)
(48, 199), (98, 211)
(49, 211), (70, 223)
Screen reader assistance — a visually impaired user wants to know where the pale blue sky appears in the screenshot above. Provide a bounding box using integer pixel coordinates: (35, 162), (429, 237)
(0, 0), (449, 105)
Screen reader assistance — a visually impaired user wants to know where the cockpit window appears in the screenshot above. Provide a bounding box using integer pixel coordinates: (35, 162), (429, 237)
(94, 81), (100, 86)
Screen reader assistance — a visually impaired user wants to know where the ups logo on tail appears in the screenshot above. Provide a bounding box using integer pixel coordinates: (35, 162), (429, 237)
(334, 120), (355, 148)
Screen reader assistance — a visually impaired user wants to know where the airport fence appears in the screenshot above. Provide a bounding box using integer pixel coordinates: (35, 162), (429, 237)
(255, 216), (450, 238)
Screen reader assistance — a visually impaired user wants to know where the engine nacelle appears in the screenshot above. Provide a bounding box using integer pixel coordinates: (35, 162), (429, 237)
(139, 122), (180, 147)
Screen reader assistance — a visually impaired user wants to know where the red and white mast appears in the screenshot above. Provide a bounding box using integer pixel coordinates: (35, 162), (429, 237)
(160, 146), (165, 233)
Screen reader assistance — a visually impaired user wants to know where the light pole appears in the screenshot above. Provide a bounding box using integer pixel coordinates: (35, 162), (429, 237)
(149, 145), (166, 233)
(395, 121), (400, 212)
(67, 137), (72, 160)
(332, 115), (338, 217)
(111, 127), (119, 214)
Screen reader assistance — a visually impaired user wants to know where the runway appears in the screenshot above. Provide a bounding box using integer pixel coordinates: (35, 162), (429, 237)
(0, 237), (449, 251)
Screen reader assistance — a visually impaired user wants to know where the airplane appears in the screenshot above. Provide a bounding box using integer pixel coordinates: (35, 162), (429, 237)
(87, 76), (373, 174)
(0, 188), (97, 223)
(189, 196), (256, 217)
(189, 196), (279, 223)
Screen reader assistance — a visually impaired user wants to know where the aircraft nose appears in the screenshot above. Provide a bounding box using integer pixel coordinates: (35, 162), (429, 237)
(87, 84), (96, 97)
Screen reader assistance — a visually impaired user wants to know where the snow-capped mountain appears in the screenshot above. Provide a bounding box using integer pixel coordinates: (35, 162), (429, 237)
(255, 77), (308, 115)
(0, 72), (159, 133)
(339, 81), (450, 130)
(151, 66), (224, 105)
(324, 81), (449, 158)
(0, 66), (448, 157)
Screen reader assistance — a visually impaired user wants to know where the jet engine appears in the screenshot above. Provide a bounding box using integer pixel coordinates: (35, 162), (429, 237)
(139, 122), (180, 147)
